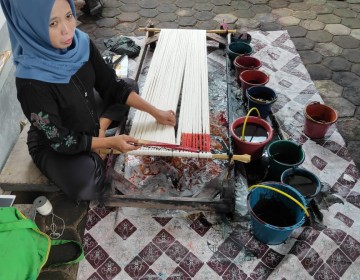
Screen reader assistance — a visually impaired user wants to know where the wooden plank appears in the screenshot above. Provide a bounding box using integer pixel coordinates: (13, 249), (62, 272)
(206, 33), (227, 46)
(138, 28), (237, 34)
(103, 194), (234, 213)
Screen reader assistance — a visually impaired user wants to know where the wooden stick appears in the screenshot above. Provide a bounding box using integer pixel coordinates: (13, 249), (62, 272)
(212, 154), (250, 162)
(137, 139), (176, 146)
(99, 149), (251, 163)
(138, 28), (237, 34)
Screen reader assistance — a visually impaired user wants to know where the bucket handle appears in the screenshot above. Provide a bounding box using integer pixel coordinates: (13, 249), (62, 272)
(248, 184), (309, 217)
(241, 107), (261, 141)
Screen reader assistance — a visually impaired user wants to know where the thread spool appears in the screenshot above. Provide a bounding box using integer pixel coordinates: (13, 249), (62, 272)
(33, 196), (53, 216)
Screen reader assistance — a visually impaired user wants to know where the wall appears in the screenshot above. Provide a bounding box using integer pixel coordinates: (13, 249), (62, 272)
(0, 7), (25, 173)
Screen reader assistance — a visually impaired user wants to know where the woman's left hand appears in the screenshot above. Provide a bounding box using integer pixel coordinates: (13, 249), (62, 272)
(154, 109), (176, 126)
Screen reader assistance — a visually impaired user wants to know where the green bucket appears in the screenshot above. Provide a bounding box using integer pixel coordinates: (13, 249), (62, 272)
(266, 140), (305, 181)
(227, 42), (253, 68)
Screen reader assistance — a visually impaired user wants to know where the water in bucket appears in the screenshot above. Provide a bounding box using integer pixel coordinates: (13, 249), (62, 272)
(233, 123), (268, 143)
(281, 167), (322, 201)
(272, 153), (300, 165)
(252, 199), (296, 227)
(283, 174), (316, 197)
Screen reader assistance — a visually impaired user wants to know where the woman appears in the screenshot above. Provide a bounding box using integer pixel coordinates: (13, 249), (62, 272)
(0, 0), (176, 201)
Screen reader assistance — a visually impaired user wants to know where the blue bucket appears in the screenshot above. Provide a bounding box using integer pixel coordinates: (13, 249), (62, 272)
(281, 167), (322, 203)
(246, 86), (277, 119)
(247, 182), (308, 245)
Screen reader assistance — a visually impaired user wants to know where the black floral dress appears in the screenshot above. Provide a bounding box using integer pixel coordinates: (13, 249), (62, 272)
(16, 40), (134, 201)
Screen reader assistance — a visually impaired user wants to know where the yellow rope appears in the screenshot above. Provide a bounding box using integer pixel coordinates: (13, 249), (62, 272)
(241, 107), (261, 141)
(248, 184), (309, 217)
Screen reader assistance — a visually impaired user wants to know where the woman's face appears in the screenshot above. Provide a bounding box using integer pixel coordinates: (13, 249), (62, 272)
(49, 0), (76, 49)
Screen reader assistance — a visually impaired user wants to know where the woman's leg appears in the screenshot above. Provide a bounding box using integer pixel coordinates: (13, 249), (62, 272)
(36, 149), (106, 202)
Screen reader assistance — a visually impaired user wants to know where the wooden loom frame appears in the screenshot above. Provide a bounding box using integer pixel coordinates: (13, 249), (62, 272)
(103, 28), (238, 214)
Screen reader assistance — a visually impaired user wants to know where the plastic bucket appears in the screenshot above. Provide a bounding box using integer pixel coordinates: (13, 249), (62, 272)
(234, 56), (262, 85)
(227, 42), (253, 69)
(247, 182), (308, 245)
(304, 102), (338, 139)
(231, 108), (273, 160)
(239, 70), (269, 102)
(266, 140), (305, 181)
(246, 86), (277, 119)
(281, 167), (322, 203)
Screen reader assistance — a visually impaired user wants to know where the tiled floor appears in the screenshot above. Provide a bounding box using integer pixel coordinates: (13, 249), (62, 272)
(76, 30), (360, 280)
(6, 1), (360, 279)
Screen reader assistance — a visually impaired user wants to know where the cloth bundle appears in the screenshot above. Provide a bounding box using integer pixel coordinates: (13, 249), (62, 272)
(104, 35), (141, 58)
(0, 207), (84, 279)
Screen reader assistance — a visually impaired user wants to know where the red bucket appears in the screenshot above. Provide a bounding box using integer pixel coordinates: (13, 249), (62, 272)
(231, 109), (273, 160)
(234, 56), (262, 85)
(304, 102), (338, 139)
(239, 70), (269, 102)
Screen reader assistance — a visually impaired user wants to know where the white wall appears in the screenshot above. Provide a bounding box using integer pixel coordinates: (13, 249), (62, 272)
(0, 5), (26, 176)
(0, 6), (5, 27)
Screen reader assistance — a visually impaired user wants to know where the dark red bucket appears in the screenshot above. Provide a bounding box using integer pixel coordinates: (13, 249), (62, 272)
(234, 56), (262, 85)
(304, 102), (338, 139)
(239, 70), (269, 102)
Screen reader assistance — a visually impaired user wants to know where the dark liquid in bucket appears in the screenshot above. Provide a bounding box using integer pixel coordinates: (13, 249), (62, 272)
(234, 123), (268, 143)
(272, 153), (299, 164)
(250, 91), (274, 103)
(253, 199), (296, 227)
(247, 80), (261, 84)
(284, 174), (317, 197)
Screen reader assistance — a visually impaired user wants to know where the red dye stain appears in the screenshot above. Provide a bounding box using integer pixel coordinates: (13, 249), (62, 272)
(218, 112), (228, 126)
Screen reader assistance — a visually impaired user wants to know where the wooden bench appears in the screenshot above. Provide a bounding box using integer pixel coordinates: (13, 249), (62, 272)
(0, 123), (59, 192)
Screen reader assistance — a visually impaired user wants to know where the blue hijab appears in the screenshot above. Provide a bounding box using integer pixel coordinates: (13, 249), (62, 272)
(0, 0), (89, 83)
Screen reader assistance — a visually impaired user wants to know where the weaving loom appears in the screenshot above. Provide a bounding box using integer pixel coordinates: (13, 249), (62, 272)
(129, 29), (211, 157)
(101, 29), (250, 162)
(103, 28), (241, 213)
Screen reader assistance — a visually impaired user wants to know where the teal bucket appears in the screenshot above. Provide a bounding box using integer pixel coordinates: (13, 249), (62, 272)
(247, 182), (308, 245)
(227, 42), (253, 69)
(266, 140), (305, 181)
